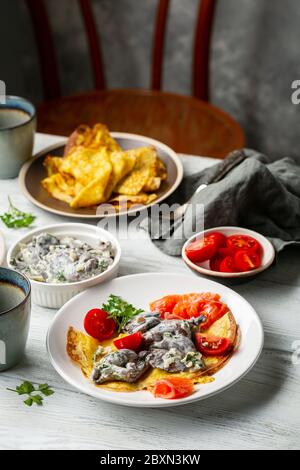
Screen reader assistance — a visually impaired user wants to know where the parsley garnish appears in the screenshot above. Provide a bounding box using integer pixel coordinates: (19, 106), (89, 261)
(102, 294), (144, 332)
(57, 271), (66, 282)
(7, 381), (54, 407)
(0, 197), (36, 229)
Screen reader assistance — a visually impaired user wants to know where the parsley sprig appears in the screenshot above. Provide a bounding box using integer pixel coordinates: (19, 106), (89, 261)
(7, 381), (54, 407)
(0, 197), (36, 229)
(102, 294), (144, 332)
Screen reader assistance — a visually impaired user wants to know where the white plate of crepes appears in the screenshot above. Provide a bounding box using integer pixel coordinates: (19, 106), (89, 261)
(47, 273), (264, 407)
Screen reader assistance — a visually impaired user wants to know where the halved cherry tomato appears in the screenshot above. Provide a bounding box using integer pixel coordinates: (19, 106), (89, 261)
(84, 308), (116, 341)
(219, 256), (238, 273)
(209, 254), (223, 272)
(152, 377), (194, 399)
(227, 235), (262, 254)
(113, 331), (143, 352)
(199, 301), (229, 331)
(217, 247), (236, 257)
(185, 236), (217, 263)
(194, 334), (232, 356)
(234, 249), (261, 271)
(206, 232), (227, 248)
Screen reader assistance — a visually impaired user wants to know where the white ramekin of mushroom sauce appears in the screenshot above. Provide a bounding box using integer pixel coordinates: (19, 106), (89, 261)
(7, 223), (121, 308)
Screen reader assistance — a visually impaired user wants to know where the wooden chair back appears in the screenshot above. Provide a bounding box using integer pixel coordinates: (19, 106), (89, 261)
(26, 0), (217, 102)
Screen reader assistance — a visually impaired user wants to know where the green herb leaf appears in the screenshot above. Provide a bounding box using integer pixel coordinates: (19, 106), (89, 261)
(0, 197), (36, 229)
(16, 381), (35, 395)
(31, 394), (44, 406)
(38, 384), (54, 396)
(56, 271), (66, 282)
(102, 294), (144, 332)
(7, 380), (54, 407)
(24, 397), (33, 407)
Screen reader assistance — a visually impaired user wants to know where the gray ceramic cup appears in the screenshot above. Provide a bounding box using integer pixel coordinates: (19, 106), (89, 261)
(0, 267), (31, 371)
(0, 96), (36, 178)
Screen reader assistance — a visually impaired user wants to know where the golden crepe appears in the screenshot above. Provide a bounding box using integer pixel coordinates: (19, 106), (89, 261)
(42, 124), (167, 210)
(67, 310), (238, 393)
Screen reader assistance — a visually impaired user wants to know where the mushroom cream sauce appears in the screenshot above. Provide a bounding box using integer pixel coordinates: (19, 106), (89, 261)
(11, 233), (115, 283)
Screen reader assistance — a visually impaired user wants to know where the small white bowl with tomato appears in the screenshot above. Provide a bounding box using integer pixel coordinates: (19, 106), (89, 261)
(182, 226), (275, 278)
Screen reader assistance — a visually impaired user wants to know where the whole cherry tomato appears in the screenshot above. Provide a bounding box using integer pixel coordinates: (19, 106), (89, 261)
(84, 308), (116, 341)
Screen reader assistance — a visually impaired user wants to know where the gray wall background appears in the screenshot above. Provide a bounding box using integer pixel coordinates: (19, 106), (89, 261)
(1, 0), (300, 160)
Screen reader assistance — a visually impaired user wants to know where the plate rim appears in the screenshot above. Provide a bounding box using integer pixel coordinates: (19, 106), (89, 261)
(19, 132), (184, 219)
(0, 230), (5, 266)
(46, 272), (264, 408)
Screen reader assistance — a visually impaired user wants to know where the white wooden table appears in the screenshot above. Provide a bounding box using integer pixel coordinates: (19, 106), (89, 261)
(0, 133), (299, 450)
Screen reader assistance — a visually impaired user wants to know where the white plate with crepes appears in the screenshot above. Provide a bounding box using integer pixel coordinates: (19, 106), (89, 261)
(47, 273), (264, 407)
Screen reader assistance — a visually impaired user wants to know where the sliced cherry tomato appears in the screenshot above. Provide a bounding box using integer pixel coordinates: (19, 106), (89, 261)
(217, 247), (236, 257)
(219, 255), (238, 273)
(227, 234), (262, 254)
(185, 236), (217, 263)
(113, 331), (143, 352)
(84, 308), (116, 341)
(194, 334), (232, 356)
(234, 249), (261, 271)
(206, 232), (227, 248)
(152, 377), (194, 399)
(199, 301), (229, 331)
(209, 254), (223, 272)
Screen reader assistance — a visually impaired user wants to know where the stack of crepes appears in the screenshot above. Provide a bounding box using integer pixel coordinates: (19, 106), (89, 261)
(42, 124), (167, 210)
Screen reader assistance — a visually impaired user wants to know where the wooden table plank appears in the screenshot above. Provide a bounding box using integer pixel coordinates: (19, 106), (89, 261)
(0, 133), (299, 450)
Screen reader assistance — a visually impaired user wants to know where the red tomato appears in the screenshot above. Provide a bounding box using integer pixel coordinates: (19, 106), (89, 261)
(84, 308), (116, 341)
(227, 234), (262, 254)
(209, 254), (223, 272)
(185, 236), (217, 263)
(152, 377), (194, 399)
(113, 332), (143, 352)
(219, 256), (238, 273)
(199, 301), (229, 331)
(218, 247), (236, 257)
(234, 249), (261, 271)
(206, 232), (227, 248)
(194, 334), (232, 356)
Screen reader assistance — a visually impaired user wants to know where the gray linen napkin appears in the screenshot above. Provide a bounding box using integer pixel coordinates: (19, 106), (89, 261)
(144, 150), (300, 256)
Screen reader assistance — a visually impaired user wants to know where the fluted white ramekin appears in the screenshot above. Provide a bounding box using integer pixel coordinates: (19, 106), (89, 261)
(7, 223), (121, 309)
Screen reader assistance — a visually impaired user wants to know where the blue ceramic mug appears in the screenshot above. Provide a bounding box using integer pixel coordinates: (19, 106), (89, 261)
(0, 96), (36, 178)
(0, 267), (31, 371)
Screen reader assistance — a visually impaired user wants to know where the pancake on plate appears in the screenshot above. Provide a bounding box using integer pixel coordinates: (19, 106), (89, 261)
(66, 292), (239, 399)
(42, 124), (167, 210)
